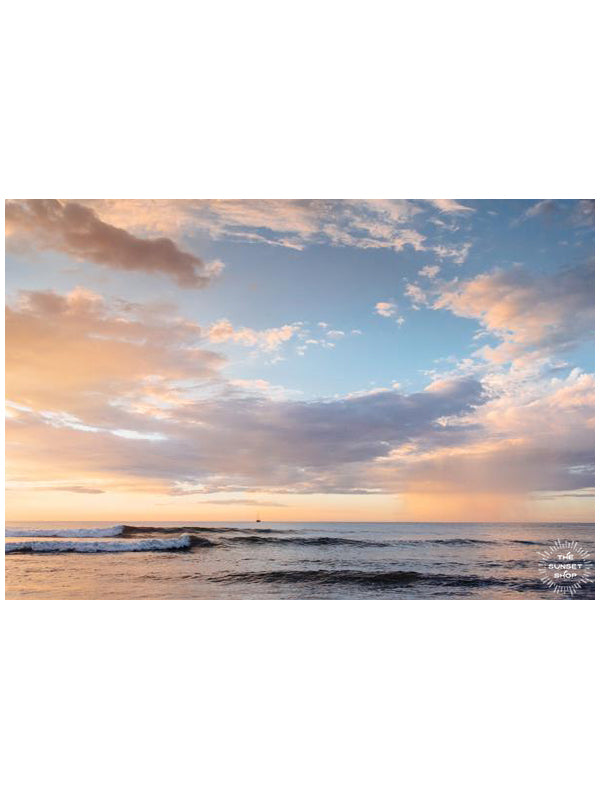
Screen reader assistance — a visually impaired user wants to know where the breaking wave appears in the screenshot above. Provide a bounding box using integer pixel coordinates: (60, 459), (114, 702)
(5, 525), (125, 538)
(5, 535), (194, 553)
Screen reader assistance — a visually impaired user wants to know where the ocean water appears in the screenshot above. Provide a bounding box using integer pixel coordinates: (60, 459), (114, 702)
(5, 521), (595, 600)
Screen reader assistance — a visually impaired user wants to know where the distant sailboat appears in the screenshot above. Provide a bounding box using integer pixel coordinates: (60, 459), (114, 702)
(256, 511), (261, 523)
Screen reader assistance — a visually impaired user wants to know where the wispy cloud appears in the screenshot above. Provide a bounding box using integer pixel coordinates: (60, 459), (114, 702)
(419, 265), (440, 279)
(404, 283), (428, 307)
(570, 199), (595, 227)
(427, 199), (476, 215)
(522, 199), (558, 220)
(78, 199), (430, 254)
(431, 241), (472, 264)
(514, 199), (595, 228)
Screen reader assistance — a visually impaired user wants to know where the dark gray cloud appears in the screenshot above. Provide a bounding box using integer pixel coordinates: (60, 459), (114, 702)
(6, 199), (218, 287)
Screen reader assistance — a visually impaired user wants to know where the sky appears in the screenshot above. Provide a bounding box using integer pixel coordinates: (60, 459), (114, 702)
(5, 198), (595, 522)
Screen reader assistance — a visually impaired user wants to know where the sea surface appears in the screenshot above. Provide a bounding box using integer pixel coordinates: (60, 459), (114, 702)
(5, 521), (595, 600)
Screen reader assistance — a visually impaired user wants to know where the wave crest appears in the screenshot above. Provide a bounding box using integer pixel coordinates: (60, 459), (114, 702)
(5, 525), (125, 538)
(6, 535), (192, 553)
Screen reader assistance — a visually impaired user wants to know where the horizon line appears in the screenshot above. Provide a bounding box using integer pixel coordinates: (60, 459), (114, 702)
(5, 519), (595, 525)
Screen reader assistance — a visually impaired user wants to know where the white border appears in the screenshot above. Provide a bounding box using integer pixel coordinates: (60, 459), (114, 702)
(2, 1), (598, 198)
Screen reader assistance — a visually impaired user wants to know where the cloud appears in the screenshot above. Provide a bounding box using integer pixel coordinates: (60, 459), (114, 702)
(404, 283), (428, 306)
(374, 301), (405, 326)
(203, 318), (302, 351)
(382, 370), (594, 499)
(374, 301), (398, 317)
(6, 287), (225, 418)
(6, 246), (594, 518)
(522, 199), (558, 220)
(515, 199), (594, 228)
(77, 199), (430, 254)
(7, 483), (107, 494)
(9, 364), (592, 512)
(228, 379), (302, 401)
(570, 199), (594, 227)
(427, 199), (476, 215)
(431, 242), (472, 264)
(390, 229), (427, 251)
(419, 265), (440, 279)
(195, 377), (483, 481)
(5, 199), (220, 288)
(6, 299), (486, 496)
(194, 499), (289, 507)
(431, 262), (594, 364)
(8, 287), (481, 496)
(6, 283), (594, 512)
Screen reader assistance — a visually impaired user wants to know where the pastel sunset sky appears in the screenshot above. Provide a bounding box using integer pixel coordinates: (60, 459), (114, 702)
(5, 199), (595, 522)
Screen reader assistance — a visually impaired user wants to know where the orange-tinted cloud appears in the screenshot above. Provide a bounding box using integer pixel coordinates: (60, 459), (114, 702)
(5, 199), (221, 287)
(407, 262), (594, 365)
(204, 318), (302, 351)
(6, 287), (224, 417)
(373, 370), (594, 501)
(79, 199), (430, 253)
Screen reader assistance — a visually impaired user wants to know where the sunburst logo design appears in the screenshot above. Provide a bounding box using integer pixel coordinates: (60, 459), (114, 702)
(538, 539), (593, 596)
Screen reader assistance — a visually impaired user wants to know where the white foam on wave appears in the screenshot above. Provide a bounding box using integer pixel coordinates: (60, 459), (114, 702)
(5, 525), (124, 538)
(6, 535), (191, 553)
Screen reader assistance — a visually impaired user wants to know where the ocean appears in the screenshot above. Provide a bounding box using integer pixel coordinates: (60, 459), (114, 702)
(5, 521), (595, 600)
